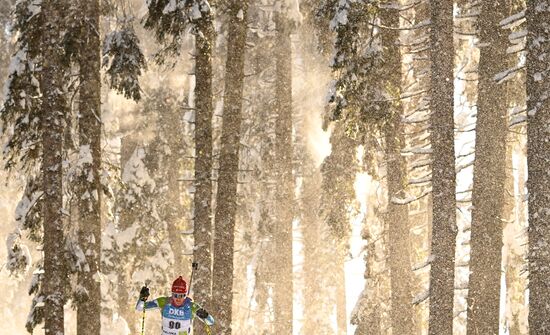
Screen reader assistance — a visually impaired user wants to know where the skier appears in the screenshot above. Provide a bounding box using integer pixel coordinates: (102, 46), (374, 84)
(136, 276), (214, 335)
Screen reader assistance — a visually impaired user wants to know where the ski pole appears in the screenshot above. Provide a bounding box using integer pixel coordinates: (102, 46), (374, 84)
(188, 262), (199, 295)
(188, 262), (202, 333)
(140, 284), (148, 335)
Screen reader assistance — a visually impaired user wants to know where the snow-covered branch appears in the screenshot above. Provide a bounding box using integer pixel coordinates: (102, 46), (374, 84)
(391, 188), (432, 205)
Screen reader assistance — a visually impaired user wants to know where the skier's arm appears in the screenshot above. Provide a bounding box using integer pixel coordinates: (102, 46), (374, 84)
(135, 296), (168, 311)
(192, 301), (214, 326)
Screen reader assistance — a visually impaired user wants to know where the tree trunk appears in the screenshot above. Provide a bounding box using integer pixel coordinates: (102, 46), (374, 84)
(302, 158), (336, 335)
(379, 5), (415, 334)
(117, 135), (140, 334)
(428, 1), (457, 334)
(211, 1), (248, 333)
(363, 237), (382, 335)
(193, 11), (215, 332)
(503, 139), (522, 335)
(41, 0), (68, 333)
(76, 0), (102, 334)
(384, 116), (415, 335)
(466, 1), (509, 334)
(272, 9), (295, 335)
(526, 1), (550, 332)
(148, 95), (186, 275)
(513, 142), (528, 335)
(254, 91), (277, 334)
(248, 20), (279, 325)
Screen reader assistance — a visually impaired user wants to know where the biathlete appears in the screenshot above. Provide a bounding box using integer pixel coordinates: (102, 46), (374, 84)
(136, 276), (214, 335)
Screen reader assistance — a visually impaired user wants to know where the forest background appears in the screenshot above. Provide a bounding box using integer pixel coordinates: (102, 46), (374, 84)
(0, 0), (548, 335)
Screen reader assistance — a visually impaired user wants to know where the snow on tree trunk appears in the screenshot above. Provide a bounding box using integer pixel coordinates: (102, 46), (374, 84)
(41, 0), (68, 333)
(502, 138), (525, 335)
(466, 0), (509, 334)
(428, 1), (457, 334)
(512, 142), (528, 334)
(273, 8), (295, 335)
(211, 1), (248, 333)
(76, 0), (102, 333)
(400, 1), (432, 332)
(193, 11), (215, 334)
(526, 1), (550, 332)
(379, 5), (415, 334)
(502, 4), (528, 332)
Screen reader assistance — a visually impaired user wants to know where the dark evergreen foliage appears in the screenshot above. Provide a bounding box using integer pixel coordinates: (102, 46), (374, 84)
(143, 0), (213, 63)
(318, 0), (390, 136)
(102, 27), (147, 101)
(26, 265), (45, 332)
(1, 0), (43, 172)
(320, 123), (357, 241)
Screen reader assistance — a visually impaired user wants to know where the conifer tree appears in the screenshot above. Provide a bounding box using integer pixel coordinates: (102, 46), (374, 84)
(144, 3), (215, 319)
(319, 1), (415, 333)
(211, 1), (248, 333)
(466, 1), (510, 333)
(428, 1), (457, 334)
(103, 89), (187, 332)
(74, 1), (102, 333)
(525, 0), (550, 332)
(320, 122), (357, 334)
(40, 0), (70, 333)
(146, 89), (188, 273)
(1, 1), (74, 333)
(301, 156), (336, 335)
(379, 4), (415, 333)
(273, 3), (295, 333)
(0, 0), (14, 82)
(99, 8), (148, 333)
(192, 6), (215, 325)
(246, 6), (279, 328)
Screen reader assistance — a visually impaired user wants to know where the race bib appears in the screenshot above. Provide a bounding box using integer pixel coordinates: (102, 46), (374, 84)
(161, 317), (191, 335)
(161, 303), (193, 335)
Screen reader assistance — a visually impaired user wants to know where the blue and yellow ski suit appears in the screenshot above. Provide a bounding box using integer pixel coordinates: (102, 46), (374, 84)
(136, 296), (214, 335)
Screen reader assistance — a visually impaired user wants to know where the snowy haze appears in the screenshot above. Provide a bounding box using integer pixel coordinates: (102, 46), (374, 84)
(0, 0), (537, 334)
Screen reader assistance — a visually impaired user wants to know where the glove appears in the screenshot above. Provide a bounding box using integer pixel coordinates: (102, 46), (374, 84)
(196, 308), (209, 319)
(139, 286), (150, 301)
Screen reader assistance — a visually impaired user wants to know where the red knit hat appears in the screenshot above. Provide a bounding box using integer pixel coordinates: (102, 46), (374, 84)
(172, 276), (187, 294)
